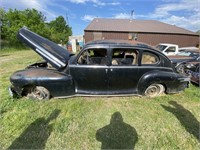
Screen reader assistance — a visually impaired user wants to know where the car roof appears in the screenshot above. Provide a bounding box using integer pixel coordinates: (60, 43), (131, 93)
(85, 40), (154, 49)
(179, 49), (200, 53)
(158, 43), (178, 46)
(179, 47), (198, 50)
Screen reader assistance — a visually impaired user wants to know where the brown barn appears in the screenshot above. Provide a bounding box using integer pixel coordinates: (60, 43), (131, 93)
(84, 18), (199, 47)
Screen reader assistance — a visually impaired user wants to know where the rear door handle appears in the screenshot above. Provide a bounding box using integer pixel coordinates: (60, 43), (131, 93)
(105, 68), (108, 73)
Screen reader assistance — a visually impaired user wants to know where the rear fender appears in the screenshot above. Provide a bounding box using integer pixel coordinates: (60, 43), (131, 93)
(137, 71), (178, 95)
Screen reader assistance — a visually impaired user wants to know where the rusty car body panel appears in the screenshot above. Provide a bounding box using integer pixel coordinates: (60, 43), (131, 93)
(182, 61), (199, 85)
(168, 49), (200, 69)
(9, 28), (190, 99)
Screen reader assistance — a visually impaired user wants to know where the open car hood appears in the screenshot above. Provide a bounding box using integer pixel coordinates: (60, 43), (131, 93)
(17, 27), (72, 70)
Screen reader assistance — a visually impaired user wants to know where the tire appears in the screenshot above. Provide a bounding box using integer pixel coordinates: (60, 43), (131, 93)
(144, 84), (165, 97)
(27, 86), (50, 100)
(176, 64), (185, 74)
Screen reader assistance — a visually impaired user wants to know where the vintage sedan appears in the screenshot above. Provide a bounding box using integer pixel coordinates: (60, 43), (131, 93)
(9, 28), (190, 100)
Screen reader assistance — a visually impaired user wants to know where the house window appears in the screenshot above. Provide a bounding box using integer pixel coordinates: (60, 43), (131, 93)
(93, 32), (102, 40)
(128, 33), (138, 40)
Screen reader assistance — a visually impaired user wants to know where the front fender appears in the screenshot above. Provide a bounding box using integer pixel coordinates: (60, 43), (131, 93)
(137, 70), (183, 95)
(10, 68), (75, 97)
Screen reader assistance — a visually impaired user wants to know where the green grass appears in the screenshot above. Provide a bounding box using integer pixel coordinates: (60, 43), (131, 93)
(0, 50), (200, 149)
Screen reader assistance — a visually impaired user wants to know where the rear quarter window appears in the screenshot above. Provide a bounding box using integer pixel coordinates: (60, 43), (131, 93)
(141, 51), (159, 65)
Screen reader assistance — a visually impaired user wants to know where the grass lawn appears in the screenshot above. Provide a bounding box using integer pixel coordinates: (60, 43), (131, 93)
(0, 49), (200, 149)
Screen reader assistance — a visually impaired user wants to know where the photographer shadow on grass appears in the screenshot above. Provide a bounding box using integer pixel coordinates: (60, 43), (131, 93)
(8, 109), (61, 149)
(96, 112), (138, 149)
(161, 101), (199, 142)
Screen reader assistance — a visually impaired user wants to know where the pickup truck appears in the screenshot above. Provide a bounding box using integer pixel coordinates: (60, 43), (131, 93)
(156, 43), (179, 56)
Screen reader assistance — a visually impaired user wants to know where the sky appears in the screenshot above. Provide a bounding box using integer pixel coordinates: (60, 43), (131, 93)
(1, 0), (200, 35)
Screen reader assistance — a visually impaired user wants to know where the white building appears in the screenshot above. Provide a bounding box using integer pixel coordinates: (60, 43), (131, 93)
(68, 35), (84, 53)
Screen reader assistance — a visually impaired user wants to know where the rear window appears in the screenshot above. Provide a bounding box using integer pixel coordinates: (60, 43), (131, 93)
(112, 48), (138, 66)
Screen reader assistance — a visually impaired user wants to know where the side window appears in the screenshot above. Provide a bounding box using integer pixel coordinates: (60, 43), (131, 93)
(141, 52), (159, 64)
(112, 48), (138, 65)
(77, 48), (109, 65)
(166, 46), (175, 52)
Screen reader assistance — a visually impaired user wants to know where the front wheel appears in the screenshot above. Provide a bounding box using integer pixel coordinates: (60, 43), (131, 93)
(27, 86), (50, 100)
(144, 84), (165, 97)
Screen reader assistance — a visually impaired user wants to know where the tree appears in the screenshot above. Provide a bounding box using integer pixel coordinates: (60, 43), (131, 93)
(1, 8), (51, 46)
(49, 16), (72, 44)
(0, 8), (7, 39)
(1, 8), (72, 48)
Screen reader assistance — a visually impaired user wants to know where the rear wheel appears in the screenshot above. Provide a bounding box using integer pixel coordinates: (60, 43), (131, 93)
(144, 84), (165, 97)
(26, 86), (50, 100)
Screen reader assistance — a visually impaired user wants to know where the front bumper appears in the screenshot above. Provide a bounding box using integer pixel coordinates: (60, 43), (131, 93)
(178, 77), (190, 82)
(8, 85), (21, 98)
(8, 86), (15, 97)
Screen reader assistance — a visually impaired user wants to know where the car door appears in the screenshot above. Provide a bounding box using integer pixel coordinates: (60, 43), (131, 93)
(108, 48), (139, 94)
(69, 48), (110, 95)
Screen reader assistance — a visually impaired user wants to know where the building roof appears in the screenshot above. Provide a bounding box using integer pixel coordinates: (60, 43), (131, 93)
(85, 18), (198, 35)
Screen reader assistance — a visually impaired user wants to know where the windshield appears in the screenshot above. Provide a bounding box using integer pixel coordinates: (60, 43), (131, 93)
(156, 45), (167, 51)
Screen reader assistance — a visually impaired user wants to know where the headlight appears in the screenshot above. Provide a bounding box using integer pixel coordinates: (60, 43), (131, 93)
(185, 63), (194, 68)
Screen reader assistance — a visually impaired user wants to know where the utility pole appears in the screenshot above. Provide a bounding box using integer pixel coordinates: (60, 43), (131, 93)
(66, 12), (69, 26)
(131, 10), (134, 20)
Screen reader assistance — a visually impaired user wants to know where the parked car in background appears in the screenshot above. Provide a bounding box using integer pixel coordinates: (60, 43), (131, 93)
(178, 47), (199, 51)
(9, 28), (190, 100)
(156, 43), (179, 56)
(168, 49), (200, 73)
(180, 61), (199, 85)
